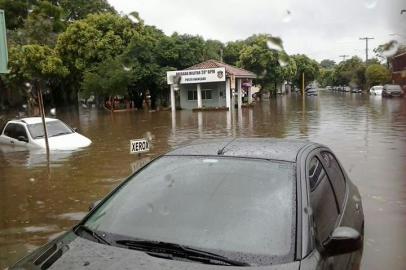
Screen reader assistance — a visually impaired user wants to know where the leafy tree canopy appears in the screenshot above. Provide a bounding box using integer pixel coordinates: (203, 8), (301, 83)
(56, 13), (139, 72)
(365, 64), (391, 86)
(320, 59), (336, 69)
(239, 34), (297, 92)
(291, 54), (319, 88)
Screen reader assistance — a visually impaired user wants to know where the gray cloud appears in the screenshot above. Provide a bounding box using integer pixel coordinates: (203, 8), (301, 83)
(109, 0), (406, 62)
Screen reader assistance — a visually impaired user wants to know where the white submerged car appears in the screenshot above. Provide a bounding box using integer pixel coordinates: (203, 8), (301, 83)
(0, 117), (92, 151)
(369, 85), (383, 95)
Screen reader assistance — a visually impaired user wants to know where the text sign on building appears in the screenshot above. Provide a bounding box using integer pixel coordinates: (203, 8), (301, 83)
(167, 67), (225, 85)
(130, 139), (150, 154)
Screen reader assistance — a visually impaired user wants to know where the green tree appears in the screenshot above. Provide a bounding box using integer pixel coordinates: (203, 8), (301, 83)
(165, 33), (206, 69)
(0, 0), (35, 30)
(56, 0), (116, 21)
(333, 56), (365, 87)
(22, 1), (64, 46)
(7, 44), (68, 85)
(291, 54), (320, 88)
(239, 34), (296, 94)
(223, 40), (245, 66)
(55, 13), (139, 102)
(319, 68), (335, 87)
(122, 30), (174, 109)
(365, 64), (391, 86)
(81, 57), (133, 99)
(204, 39), (224, 61)
(5, 44), (68, 111)
(320, 59), (336, 69)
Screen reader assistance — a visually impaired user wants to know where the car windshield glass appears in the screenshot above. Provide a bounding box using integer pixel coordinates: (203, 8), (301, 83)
(387, 85), (401, 90)
(27, 120), (73, 139)
(84, 156), (296, 265)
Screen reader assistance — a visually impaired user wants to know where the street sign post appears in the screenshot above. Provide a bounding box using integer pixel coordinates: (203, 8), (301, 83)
(0, 10), (8, 74)
(130, 139), (150, 154)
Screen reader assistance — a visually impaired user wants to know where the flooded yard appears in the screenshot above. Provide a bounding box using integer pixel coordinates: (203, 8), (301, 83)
(1, 91), (406, 269)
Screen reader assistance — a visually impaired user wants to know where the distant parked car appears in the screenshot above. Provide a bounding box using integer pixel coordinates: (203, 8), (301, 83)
(0, 117), (92, 151)
(306, 87), (318, 96)
(382, 84), (404, 97)
(369, 86), (383, 95)
(343, 86), (351, 92)
(351, 88), (362, 93)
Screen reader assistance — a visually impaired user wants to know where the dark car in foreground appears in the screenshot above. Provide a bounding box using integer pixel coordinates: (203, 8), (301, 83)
(382, 84), (404, 97)
(11, 139), (364, 270)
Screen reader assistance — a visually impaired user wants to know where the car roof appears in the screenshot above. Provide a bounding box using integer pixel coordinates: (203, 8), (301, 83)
(10, 117), (58, 125)
(165, 138), (318, 162)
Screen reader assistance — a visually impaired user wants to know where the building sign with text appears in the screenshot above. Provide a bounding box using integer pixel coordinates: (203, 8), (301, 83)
(167, 67), (226, 85)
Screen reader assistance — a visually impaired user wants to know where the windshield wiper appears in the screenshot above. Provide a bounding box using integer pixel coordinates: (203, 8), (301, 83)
(75, 225), (111, 246)
(115, 239), (249, 266)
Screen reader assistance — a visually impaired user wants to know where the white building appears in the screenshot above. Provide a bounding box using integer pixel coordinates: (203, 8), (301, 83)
(167, 60), (256, 111)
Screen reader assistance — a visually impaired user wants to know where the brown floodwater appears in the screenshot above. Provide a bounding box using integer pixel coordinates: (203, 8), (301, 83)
(1, 91), (406, 269)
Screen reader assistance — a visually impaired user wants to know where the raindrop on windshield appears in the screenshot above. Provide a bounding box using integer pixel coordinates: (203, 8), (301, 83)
(278, 53), (290, 67)
(160, 206), (170, 216)
(364, 0), (377, 9)
(282, 10), (292, 23)
(278, 59), (287, 67)
(128, 14), (139, 23)
(382, 40), (400, 57)
(147, 203), (154, 213)
(266, 40), (283, 52)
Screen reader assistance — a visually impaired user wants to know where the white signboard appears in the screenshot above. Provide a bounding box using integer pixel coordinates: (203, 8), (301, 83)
(167, 67), (225, 85)
(130, 139), (150, 154)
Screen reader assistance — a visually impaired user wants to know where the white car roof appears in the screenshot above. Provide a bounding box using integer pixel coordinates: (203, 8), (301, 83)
(18, 117), (58, 125)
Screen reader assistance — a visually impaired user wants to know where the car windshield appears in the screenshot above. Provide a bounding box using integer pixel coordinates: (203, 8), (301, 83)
(27, 120), (73, 139)
(84, 156), (296, 265)
(387, 85), (402, 91)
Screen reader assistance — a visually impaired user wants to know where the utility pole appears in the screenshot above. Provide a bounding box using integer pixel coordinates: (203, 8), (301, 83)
(359, 37), (374, 62)
(220, 48), (223, 62)
(339, 54), (349, 62)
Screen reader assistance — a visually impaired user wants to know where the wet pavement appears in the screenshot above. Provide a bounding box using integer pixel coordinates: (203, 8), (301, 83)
(1, 91), (406, 269)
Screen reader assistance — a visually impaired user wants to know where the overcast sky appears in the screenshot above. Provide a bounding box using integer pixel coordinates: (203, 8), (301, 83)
(108, 0), (405, 63)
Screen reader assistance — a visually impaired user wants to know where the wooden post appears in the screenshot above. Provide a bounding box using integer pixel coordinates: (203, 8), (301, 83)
(302, 72), (305, 95)
(36, 81), (50, 156)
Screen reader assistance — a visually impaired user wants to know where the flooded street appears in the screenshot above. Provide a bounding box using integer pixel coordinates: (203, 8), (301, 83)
(1, 91), (406, 269)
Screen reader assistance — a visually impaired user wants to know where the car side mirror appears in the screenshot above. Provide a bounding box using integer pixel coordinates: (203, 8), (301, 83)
(323, 227), (362, 256)
(17, 135), (28, 143)
(72, 127), (79, 132)
(88, 200), (102, 211)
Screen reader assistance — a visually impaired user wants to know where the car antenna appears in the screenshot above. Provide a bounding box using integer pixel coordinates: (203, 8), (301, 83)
(217, 138), (236, 155)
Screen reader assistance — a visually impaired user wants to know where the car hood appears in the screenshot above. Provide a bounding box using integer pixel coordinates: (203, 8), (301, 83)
(12, 232), (300, 270)
(34, 133), (92, 150)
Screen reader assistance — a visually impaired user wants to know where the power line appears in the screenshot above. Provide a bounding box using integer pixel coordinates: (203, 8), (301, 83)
(339, 54), (349, 61)
(359, 37), (374, 62)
